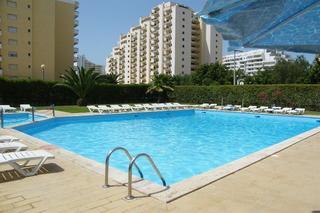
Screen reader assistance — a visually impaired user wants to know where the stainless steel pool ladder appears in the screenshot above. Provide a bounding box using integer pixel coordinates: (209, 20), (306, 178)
(104, 147), (166, 199)
(104, 147), (143, 187)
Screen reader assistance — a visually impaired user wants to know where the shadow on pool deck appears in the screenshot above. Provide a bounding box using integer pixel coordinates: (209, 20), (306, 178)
(0, 163), (64, 183)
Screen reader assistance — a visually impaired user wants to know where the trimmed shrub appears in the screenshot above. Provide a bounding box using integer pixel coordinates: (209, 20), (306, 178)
(170, 85), (320, 111)
(1, 78), (320, 111)
(0, 78), (155, 106)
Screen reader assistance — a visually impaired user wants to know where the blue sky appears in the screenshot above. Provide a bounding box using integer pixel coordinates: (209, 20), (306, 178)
(77, 0), (315, 65)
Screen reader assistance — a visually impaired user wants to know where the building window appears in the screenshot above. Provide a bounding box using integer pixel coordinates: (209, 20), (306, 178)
(182, 38), (185, 41)
(182, 31), (185, 34)
(7, 0), (17, 8)
(8, 64), (18, 71)
(8, 39), (17, 45)
(182, 65), (185, 68)
(28, 29), (31, 32)
(182, 45), (185, 48)
(182, 11), (185, 15)
(28, 53), (31, 56)
(8, 26), (17, 33)
(182, 25), (185, 28)
(28, 17), (31, 21)
(27, 4), (31, 8)
(182, 58), (185, 61)
(28, 41), (31, 45)
(28, 65), (31, 68)
(182, 51), (184, 55)
(182, 18), (185, 21)
(7, 14), (17, 20)
(8, 51), (18, 57)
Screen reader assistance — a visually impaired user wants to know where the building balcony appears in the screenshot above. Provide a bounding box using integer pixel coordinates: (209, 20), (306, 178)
(74, 38), (79, 44)
(74, 19), (79, 27)
(151, 13), (159, 19)
(75, 1), (79, 9)
(74, 47), (79, 53)
(152, 7), (160, 13)
(164, 9), (172, 15)
(151, 26), (159, 32)
(0, 55), (2, 62)
(75, 10), (79, 18)
(74, 29), (79, 36)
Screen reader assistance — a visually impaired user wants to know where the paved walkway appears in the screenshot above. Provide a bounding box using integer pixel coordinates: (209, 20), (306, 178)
(1, 118), (320, 212)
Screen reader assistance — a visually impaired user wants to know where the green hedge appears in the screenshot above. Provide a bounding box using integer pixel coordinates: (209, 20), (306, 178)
(0, 78), (155, 106)
(171, 85), (320, 111)
(1, 78), (320, 111)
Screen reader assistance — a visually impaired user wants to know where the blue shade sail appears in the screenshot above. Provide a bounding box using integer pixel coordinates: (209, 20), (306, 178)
(199, 0), (320, 53)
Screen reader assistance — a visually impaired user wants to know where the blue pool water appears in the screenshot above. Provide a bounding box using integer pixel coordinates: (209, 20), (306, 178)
(16, 110), (319, 185)
(3, 113), (47, 128)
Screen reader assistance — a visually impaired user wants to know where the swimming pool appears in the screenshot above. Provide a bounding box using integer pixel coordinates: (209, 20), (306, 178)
(16, 110), (320, 185)
(3, 113), (47, 128)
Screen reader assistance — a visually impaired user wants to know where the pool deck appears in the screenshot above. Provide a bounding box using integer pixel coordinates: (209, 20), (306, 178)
(1, 111), (320, 212)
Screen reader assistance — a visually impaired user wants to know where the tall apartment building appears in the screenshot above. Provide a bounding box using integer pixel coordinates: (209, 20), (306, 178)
(0, 0), (79, 81)
(223, 49), (290, 75)
(77, 54), (105, 74)
(106, 2), (222, 84)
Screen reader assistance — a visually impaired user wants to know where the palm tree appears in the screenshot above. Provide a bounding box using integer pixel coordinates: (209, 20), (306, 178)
(101, 73), (119, 84)
(146, 73), (174, 102)
(57, 67), (105, 106)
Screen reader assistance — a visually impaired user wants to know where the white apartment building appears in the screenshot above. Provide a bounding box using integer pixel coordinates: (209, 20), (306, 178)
(105, 2), (222, 84)
(77, 55), (104, 74)
(223, 49), (289, 75)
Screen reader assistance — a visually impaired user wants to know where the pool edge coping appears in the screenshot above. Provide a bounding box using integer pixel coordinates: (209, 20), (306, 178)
(3, 112), (320, 203)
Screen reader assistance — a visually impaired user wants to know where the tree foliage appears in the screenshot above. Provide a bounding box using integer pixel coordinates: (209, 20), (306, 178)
(146, 73), (174, 102)
(191, 63), (232, 85)
(56, 67), (105, 106)
(101, 73), (119, 84)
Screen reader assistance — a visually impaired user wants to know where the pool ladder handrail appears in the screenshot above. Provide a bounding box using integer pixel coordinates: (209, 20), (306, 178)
(104, 147), (167, 199)
(104, 147), (144, 187)
(127, 153), (166, 199)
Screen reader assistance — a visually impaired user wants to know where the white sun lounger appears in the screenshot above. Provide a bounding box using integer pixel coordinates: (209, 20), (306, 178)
(252, 106), (268, 112)
(132, 104), (145, 111)
(223, 105), (234, 110)
(0, 105), (16, 113)
(142, 104), (157, 111)
(0, 150), (54, 177)
(109, 105), (125, 112)
(0, 142), (28, 153)
(209, 104), (218, 109)
(20, 104), (33, 112)
(295, 108), (305, 115)
(97, 105), (112, 113)
(282, 107), (292, 114)
(121, 104), (133, 111)
(172, 103), (188, 109)
(151, 103), (164, 110)
(199, 103), (210, 109)
(87, 105), (100, 113)
(0, 135), (20, 143)
(165, 103), (179, 109)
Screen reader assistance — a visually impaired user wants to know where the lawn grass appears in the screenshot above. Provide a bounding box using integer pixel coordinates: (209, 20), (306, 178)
(37, 105), (89, 113)
(305, 111), (320, 116)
